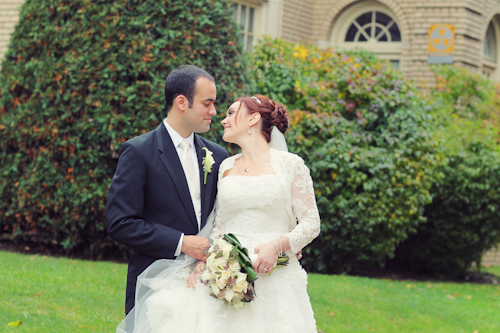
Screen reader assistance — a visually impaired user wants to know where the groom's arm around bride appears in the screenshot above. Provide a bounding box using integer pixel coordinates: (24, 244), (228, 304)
(106, 65), (228, 314)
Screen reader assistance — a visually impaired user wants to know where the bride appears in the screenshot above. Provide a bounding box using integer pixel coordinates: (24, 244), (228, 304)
(117, 94), (321, 332)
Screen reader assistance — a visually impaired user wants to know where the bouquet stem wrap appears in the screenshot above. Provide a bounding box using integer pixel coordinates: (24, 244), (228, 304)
(224, 233), (258, 282)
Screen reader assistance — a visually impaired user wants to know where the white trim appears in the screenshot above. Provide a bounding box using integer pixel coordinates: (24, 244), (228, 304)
(330, 1), (402, 59)
(231, 0), (285, 51)
(482, 19), (500, 81)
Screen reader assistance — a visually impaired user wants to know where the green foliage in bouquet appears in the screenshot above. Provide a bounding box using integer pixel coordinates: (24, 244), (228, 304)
(250, 38), (443, 273)
(0, 0), (250, 257)
(392, 66), (500, 278)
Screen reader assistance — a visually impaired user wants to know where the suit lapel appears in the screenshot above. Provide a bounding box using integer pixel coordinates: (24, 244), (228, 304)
(156, 124), (198, 231)
(194, 135), (214, 229)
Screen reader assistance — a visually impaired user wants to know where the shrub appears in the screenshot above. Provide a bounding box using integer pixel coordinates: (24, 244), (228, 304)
(392, 66), (500, 278)
(251, 38), (443, 273)
(0, 0), (249, 257)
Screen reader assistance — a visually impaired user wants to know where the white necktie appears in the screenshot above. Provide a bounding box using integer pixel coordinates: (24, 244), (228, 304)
(180, 139), (201, 229)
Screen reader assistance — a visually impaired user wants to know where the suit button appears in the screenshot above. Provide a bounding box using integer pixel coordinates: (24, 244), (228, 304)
(196, 193), (200, 199)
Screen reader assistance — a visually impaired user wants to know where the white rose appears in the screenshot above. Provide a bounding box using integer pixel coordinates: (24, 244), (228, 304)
(220, 269), (232, 280)
(202, 269), (215, 281)
(210, 281), (220, 296)
(216, 277), (228, 289)
(215, 257), (228, 270)
(214, 238), (227, 249)
(224, 287), (234, 302)
(233, 281), (247, 293)
(229, 261), (241, 271)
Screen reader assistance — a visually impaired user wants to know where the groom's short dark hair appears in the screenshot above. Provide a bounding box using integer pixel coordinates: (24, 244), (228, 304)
(164, 65), (215, 113)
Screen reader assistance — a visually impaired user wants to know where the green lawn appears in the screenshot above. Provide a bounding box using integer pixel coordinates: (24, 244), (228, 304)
(1, 250), (499, 333)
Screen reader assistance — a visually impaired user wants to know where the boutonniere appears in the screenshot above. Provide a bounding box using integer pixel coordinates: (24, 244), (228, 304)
(202, 147), (215, 185)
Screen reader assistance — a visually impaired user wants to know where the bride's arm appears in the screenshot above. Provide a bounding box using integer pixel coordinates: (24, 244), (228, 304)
(186, 261), (206, 288)
(285, 155), (321, 253)
(253, 156), (320, 273)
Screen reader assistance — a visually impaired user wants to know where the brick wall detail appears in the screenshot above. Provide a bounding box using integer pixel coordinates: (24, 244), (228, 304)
(0, 0), (23, 64)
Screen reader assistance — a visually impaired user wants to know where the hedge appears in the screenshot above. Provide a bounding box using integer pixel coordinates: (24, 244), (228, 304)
(0, 0), (249, 258)
(392, 66), (500, 278)
(250, 38), (443, 273)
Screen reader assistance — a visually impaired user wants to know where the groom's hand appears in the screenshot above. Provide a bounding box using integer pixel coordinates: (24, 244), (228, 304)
(182, 236), (209, 261)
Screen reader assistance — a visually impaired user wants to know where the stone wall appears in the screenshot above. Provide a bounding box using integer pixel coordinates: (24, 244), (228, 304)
(281, 0), (314, 42)
(0, 0), (23, 64)
(310, 0), (500, 87)
(483, 248), (500, 267)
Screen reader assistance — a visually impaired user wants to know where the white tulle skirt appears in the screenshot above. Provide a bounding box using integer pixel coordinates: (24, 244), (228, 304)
(117, 213), (317, 333)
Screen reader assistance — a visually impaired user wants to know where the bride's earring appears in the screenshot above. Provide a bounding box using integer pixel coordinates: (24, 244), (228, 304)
(248, 128), (252, 135)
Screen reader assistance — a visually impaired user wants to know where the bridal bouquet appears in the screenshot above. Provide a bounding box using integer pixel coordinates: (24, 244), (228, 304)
(200, 234), (257, 309)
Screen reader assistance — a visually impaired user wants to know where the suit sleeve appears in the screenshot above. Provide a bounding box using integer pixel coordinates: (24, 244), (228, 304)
(106, 141), (182, 259)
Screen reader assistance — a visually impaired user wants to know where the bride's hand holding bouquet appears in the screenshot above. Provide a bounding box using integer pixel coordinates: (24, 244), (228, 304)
(253, 236), (290, 274)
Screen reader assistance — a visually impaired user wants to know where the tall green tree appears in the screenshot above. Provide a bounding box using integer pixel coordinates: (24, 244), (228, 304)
(0, 0), (250, 257)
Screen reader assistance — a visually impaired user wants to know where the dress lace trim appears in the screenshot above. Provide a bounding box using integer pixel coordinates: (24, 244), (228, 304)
(212, 149), (320, 253)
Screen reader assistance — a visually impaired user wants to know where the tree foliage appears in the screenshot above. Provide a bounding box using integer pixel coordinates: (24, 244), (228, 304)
(251, 38), (443, 273)
(392, 66), (500, 278)
(0, 0), (249, 257)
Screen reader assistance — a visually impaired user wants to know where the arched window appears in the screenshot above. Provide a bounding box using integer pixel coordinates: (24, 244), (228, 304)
(483, 20), (499, 80)
(331, 1), (402, 69)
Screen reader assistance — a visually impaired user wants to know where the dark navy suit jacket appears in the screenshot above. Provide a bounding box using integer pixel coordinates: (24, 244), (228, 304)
(106, 122), (228, 313)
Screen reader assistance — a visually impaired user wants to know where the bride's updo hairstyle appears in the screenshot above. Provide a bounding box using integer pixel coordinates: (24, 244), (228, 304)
(236, 94), (289, 143)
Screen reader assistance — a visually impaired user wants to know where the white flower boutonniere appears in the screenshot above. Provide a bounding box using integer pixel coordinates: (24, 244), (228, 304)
(202, 147), (215, 185)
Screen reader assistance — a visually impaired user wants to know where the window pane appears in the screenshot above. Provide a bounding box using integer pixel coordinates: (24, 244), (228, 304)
(484, 23), (497, 62)
(390, 60), (400, 70)
(239, 34), (244, 51)
(359, 25), (371, 41)
(355, 12), (372, 26)
(375, 12), (392, 26)
(389, 23), (401, 41)
(377, 27), (388, 42)
(345, 23), (358, 42)
(240, 5), (246, 31)
(232, 3), (238, 23)
(247, 35), (253, 52)
(358, 32), (368, 42)
(249, 8), (254, 33)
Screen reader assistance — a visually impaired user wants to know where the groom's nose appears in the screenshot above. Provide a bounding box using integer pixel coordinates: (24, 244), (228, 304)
(208, 104), (216, 116)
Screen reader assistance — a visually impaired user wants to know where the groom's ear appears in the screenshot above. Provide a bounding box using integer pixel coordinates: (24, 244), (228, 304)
(174, 95), (188, 112)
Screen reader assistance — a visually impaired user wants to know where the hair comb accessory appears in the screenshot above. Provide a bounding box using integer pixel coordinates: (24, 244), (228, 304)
(251, 96), (262, 104)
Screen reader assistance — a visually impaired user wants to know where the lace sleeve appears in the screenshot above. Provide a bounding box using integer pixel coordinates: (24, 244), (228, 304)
(286, 157), (321, 253)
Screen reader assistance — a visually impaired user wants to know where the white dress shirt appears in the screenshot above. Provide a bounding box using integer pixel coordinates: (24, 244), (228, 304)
(164, 118), (202, 256)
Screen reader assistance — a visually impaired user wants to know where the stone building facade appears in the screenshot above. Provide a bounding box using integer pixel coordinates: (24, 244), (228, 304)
(237, 0), (500, 87)
(0, 0), (22, 63)
(1, 0), (500, 266)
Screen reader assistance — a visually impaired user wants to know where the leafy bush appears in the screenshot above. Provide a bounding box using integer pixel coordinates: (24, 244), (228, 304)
(250, 38), (443, 273)
(392, 66), (500, 278)
(0, 0), (249, 257)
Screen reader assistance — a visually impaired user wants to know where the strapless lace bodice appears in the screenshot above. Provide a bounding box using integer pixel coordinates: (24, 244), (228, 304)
(215, 175), (291, 251)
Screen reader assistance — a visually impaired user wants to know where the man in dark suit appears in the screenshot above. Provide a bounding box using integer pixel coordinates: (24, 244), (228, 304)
(106, 65), (229, 314)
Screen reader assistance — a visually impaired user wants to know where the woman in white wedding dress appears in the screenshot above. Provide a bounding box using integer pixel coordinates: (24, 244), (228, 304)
(117, 94), (321, 333)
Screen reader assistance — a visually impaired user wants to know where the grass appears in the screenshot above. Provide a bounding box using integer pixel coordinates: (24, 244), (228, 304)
(310, 269), (500, 333)
(0, 250), (126, 332)
(1, 250), (499, 333)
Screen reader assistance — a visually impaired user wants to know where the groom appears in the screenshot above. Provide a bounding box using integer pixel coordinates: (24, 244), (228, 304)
(106, 65), (228, 314)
